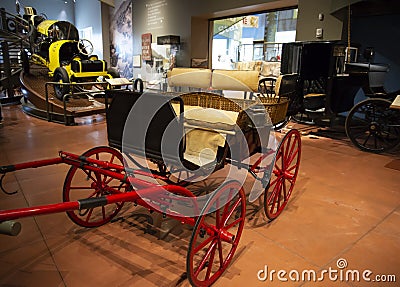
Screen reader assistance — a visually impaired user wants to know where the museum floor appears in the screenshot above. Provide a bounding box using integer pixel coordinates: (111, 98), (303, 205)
(0, 104), (399, 287)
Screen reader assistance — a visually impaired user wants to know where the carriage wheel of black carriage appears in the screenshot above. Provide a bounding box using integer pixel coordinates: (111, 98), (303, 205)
(345, 98), (400, 153)
(53, 67), (70, 100)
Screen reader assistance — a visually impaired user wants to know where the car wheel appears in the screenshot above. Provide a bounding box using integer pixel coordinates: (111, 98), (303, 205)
(53, 67), (70, 101)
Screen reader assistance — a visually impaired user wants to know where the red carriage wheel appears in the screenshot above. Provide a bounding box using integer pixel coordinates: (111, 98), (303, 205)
(63, 146), (129, 227)
(187, 180), (246, 286)
(264, 129), (301, 220)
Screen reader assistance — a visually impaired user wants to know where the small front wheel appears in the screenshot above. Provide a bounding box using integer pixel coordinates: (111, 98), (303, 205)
(107, 67), (120, 79)
(63, 146), (129, 227)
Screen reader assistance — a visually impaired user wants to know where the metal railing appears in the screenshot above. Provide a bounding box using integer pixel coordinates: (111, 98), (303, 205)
(0, 8), (32, 101)
(44, 81), (132, 125)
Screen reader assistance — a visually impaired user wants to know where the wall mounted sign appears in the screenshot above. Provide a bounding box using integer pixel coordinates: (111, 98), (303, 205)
(141, 33), (152, 61)
(146, 0), (167, 30)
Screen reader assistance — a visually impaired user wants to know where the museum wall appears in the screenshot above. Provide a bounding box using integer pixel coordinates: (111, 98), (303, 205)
(352, 13), (400, 91)
(296, 0), (343, 41)
(1, 0), (398, 90)
(130, 0), (300, 76)
(131, 0), (344, 73)
(132, 0), (196, 78)
(74, 0), (103, 59)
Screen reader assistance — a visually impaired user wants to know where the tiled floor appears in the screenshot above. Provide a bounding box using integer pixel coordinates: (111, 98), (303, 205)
(0, 104), (399, 287)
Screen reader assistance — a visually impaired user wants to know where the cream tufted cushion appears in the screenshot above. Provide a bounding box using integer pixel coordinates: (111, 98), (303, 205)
(211, 70), (259, 92)
(171, 103), (239, 131)
(167, 68), (212, 89)
(184, 107), (239, 131)
(260, 61), (281, 77)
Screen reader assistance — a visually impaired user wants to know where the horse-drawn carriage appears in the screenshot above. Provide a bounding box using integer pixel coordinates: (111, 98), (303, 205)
(0, 71), (301, 286)
(262, 41), (400, 153)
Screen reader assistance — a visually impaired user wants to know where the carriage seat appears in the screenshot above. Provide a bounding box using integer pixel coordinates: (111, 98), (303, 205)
(105, 90), (236, 170)
(171, 103), (238, 131)
(171, 103), (239, 166)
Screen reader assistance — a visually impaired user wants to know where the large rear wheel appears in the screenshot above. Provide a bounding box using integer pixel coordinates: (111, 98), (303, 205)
(345, 98), (400, 153)
(187, 180), (246, 287)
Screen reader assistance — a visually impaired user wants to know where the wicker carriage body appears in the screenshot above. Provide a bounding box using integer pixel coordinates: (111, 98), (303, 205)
(173, 92), (287, 162)
(176, 92), (289, 126)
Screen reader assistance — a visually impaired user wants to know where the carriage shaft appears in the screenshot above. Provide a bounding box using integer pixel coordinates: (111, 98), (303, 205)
(0, 157), (64, 173)
(0, 151), (235, 242)
(0, 201), (80, 221)
(0, 184), (196, 221)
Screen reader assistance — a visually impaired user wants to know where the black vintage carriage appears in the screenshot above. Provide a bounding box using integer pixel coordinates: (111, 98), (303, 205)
(0, 88), (301, 286)
(272, 41), (400, 153)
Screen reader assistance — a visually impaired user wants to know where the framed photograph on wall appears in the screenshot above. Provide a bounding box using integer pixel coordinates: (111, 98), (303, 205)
(133, 55), (141, 67)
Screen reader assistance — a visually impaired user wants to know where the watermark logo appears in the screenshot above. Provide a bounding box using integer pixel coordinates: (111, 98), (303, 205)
(257, 258), (396, 283)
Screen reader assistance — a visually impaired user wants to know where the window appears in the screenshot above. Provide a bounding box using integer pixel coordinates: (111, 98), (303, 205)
(211, 8), (298, 69)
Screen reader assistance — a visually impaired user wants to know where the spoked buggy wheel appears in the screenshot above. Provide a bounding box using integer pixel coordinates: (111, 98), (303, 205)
(345, 98), (400, 153)
(63, 146), (129, 227)
(264, 129), (301, 220)
(187, 180), (246, 287)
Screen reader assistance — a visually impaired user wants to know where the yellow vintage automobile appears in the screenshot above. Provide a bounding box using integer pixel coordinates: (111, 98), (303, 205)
(24, 18), (118, 100)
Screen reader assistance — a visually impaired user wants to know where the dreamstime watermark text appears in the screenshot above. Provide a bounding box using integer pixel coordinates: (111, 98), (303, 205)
(257, 258), (396, 283)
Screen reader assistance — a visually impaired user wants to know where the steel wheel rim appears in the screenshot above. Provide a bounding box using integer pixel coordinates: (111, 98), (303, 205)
(187, 181), (246, 286)
(264, 129), (301, 220)
(346, 98), (400, 153)
(63, 146), (128, 227)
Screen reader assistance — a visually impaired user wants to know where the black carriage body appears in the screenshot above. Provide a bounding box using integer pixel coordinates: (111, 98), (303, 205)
(281, 41), (374, 114)
(105, 90), (271, 170)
